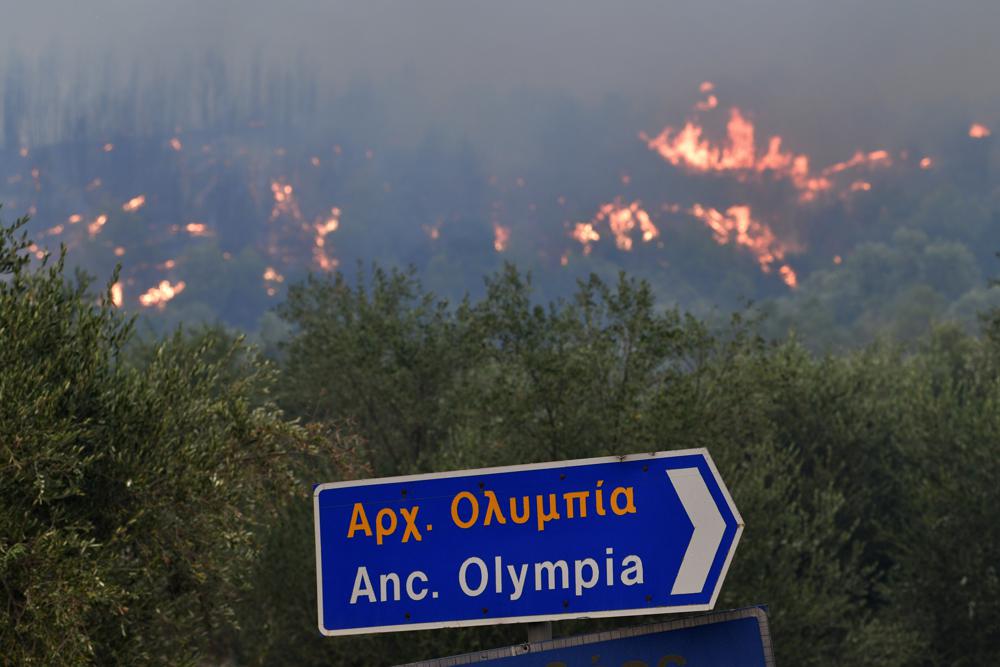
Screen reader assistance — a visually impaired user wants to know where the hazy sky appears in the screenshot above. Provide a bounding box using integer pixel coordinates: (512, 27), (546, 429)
(4, 0), (999, 151)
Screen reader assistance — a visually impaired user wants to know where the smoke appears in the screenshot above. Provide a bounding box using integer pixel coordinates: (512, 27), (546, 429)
(3, 0), (999, 155)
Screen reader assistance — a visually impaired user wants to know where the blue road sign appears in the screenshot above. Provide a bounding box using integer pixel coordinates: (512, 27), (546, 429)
(314, 449), (743, 636)
(401, 607), (774, 667)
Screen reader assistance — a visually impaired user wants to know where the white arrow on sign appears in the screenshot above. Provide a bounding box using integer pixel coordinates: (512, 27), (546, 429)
(667, 467), (727, 595)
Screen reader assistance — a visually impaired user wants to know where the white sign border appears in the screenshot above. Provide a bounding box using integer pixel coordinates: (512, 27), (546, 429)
(314, 448), (744, 637)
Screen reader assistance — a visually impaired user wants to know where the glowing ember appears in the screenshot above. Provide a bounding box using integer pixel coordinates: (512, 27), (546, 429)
(270, 179), (303, 221)
(422, 220), (443, 240)
(184, 222), (210, 236)
(67, 214), (82, 224)
(18, 147), (28, 158)
(779, 265), (798, 288)
(46, 224), (64, 236)
(169, 137), (183, 151)
(969, 123), (991, 139)
(310, 156), (321, 167)
(28, 243), (46, 260)
(122, 195), (146, 213)
(695, 83), (719, 111)
(688, 203), (795, 280)
(833, 255), (843, 265)
(263, 267), (285, 283)
(110, 283), (123, 308)
(822, 150), (892, 176)
(919, 157), (934, 169)
(87, 214), (109, 237)
(139, 280), (185, 309)
(850, 180), (872, 192)
(313, 207), (341, 270)
(493, 224), (511, 252)
(103, 143), (114, 152)
(114, 246), (126, 257)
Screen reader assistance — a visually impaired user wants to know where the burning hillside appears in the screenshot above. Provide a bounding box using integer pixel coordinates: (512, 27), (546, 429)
(0, 79), (995, 328)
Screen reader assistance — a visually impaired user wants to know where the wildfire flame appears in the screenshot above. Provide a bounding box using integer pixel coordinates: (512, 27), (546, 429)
(87, 214), (108, 237)
(573, 199), (658, 253)
(184, 222), (210, 237)
(139, 280), (186, 309)
(270, 179), (302, 221)
(313, 207), (341, 270)
(969, 123), (991, 139)
(493, 224), (511, 252)
(822, 150), (891, 176)
(641, 107), (825, 197)
(641, 84), (898, 203)
(571, 222), (601, 255)
(122, 195), (146, 213)
(688, 203), (796, 286)
(263, 266), (285, 296)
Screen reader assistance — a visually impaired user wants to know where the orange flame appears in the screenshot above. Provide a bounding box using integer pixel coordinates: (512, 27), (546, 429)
(822, 150), (891, 176)
(110, 283), (123, 308)
(493, 224), (511, 252)
(571, 222), (601, 255)
(969, 123), (991, 139)
(572, 199), (657, 253)
(688, 203), (795, 284)
(87, 214), (109, 237)
(270, 179), (303, 221)
(642, 107), (831, 199)
(263, 266), (285, 296)
(138, 280), (185, 309)
(263, 267), (285, 283)
(184, 222), (210, 237)
(122, 195), (146, 213)
(314, 207), (341, 270)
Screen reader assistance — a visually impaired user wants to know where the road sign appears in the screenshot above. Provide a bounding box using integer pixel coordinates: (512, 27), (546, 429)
(314, 449), (743, 636)
(400, 606), (774, 667)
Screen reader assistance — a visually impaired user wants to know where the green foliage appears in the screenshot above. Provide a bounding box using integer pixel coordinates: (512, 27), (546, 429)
(274, 263), (962, 665)
(0, 211), (361, 664)
(6, 204), (1000, 665)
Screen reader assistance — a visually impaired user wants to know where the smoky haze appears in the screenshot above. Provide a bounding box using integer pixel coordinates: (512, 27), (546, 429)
(3, 0), (1000, 341)
(4, 0), (1000, 154)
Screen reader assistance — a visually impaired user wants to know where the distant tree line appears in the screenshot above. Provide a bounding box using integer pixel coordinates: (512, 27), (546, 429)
(3, 210), (999, 665)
